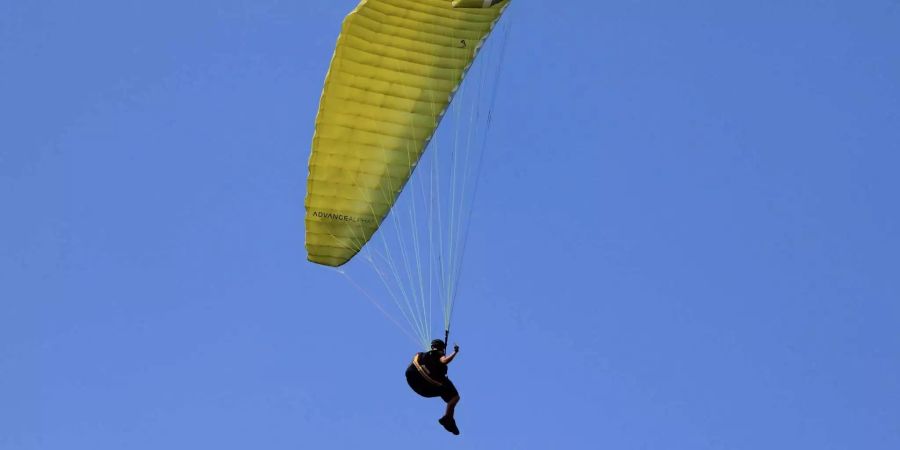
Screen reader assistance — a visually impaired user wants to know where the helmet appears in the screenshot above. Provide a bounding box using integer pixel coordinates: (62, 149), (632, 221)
(430, 339), (447, 350)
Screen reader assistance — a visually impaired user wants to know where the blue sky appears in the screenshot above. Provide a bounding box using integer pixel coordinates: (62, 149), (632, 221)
(2, 1), (899, 448)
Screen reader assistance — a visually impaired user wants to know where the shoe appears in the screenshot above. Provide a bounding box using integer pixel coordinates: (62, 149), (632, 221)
(439, 416), (460, 435)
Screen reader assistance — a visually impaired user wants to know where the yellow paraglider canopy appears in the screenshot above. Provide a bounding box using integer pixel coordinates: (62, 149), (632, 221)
(305, 0), (510, 266)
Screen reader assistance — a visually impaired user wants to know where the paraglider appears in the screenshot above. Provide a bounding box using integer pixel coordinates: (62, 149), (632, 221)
(405, 339), (462, 434)
(305, 0), (512, 435)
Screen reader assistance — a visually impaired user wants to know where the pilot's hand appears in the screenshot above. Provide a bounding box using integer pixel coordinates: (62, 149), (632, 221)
(453, 344), (460, 353)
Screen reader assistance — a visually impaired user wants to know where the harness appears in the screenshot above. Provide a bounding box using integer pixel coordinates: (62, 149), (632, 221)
(412, 353), (444, 387)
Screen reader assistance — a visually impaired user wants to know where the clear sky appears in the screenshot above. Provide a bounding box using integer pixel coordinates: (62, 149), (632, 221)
(3, 1), (899, 449)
